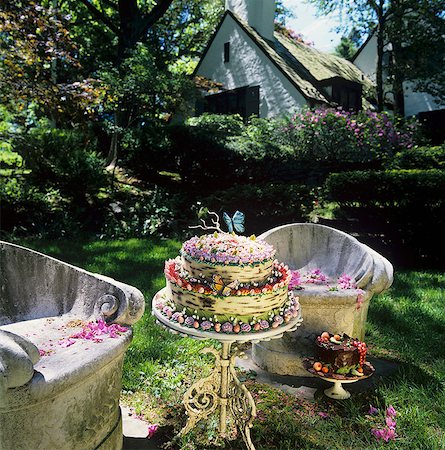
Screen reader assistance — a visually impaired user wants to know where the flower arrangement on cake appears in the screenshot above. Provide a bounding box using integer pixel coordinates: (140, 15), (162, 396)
(154, 210), (301, 334)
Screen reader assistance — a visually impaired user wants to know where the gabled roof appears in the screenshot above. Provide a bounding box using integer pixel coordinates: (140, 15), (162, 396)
(195, 10), (374, 105)
(273, 32), (373, 91)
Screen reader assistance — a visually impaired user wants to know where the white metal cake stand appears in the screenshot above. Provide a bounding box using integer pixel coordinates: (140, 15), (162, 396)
(304, 359), (375, 400)
(152, 288), (303, 450)
(323, 377), (359, 399)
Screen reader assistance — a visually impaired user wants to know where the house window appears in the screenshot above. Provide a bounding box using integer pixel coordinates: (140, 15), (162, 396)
(203, 86), (260, 119)
(224, 42), (230, 63)
(331, 82), (362, 111)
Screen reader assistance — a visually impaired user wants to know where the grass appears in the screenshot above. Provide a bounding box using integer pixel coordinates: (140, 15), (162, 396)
(18, 237), (445, 450)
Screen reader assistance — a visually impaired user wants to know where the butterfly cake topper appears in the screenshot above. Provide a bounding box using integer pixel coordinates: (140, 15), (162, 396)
(190, 209), (245, 235)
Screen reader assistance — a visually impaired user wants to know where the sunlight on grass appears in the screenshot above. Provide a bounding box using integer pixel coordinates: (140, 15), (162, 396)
(17, 238), (445, 449)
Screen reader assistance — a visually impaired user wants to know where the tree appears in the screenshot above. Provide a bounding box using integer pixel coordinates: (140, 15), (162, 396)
(0, 1), (103, 126)
(334, 36), (358, 60)
(307, 0), (445, 114)
(334, 29), (361, 60)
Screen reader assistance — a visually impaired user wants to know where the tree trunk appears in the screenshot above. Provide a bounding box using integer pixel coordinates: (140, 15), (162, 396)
(376, 2), (385, 112)
(389, 2), (406, 116)
(392, 42), (405, 116)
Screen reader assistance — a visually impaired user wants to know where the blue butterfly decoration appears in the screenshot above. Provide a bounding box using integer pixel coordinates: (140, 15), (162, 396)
(223, 211), (245, 233)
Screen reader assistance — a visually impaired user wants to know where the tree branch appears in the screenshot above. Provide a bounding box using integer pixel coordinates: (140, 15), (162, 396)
(100, 0), (118, 11)
(137, 0), (174, 41)
(77, 0), (119, 35)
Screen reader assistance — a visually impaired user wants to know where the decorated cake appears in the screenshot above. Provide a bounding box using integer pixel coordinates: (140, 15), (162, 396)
(155, 211), (300, 333)
(311, 331), (368, 376)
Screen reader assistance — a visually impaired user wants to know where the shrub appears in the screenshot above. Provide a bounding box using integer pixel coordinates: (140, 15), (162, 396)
(281, 108), (424, 166)
(197, 183), (313, 234)
(186, 113), (245, 138)
(324, 169), (445, 266)
(12, 128), (107, 203)
(389, 145), (445, 170)
(325, 169), (445, 206)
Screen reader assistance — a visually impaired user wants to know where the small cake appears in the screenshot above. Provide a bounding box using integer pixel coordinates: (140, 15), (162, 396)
(313, 332), (367, 376)
(157, 231), (300, 333)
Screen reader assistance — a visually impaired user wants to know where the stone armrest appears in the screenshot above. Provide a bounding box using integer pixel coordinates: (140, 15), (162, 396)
(0, 330), (40, 391)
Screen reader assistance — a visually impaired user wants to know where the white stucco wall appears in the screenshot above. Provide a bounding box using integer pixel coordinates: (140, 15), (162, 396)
(196, 14), (308, 118)
(403, 81), (443, 117)
(354, 34), (378, 82)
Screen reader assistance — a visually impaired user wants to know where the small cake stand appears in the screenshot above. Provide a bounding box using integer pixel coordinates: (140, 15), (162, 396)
(152, 288), (303, 450)
(304, 359), (375, 400)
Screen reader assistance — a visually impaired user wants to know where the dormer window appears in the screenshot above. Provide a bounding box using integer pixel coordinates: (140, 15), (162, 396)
(224, 42), (230, 63)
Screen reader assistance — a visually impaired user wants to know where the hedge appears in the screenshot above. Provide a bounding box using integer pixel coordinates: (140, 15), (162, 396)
(389, 145), (445, 170)
(325, 169), (445, 206)
(325, 169), (445, 267)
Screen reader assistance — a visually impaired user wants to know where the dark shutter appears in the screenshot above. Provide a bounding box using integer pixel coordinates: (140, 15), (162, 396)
(245, 86), (260, 117)
(202, 85), (260, 119)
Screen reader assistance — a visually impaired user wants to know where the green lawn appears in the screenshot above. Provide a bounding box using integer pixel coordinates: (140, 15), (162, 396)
(19, 237), (445, 449)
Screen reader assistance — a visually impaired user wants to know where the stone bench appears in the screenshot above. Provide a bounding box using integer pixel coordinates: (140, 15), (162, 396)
(0, 241), (145, 450)
(251, 223), (393, 376)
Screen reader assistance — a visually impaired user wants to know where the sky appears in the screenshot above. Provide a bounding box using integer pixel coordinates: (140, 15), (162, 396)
(282, 0), (343, 52)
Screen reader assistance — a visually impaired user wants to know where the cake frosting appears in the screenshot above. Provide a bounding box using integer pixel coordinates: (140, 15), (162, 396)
(156, 231), (300, 333)
(312, 332), (368, 376)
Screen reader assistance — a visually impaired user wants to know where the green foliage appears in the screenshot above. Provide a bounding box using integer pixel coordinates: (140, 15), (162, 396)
(389, 145), (445, 170)
(0, 1), (103, 123)
(187, 113), (245, 137)
(325, 169), (445, 206)
(12, 128), (106, 201)
(100, 43), (194, 125)
(334, 36), (358, 60)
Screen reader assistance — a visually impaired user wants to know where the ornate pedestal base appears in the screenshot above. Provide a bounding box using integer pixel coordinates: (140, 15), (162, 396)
(180, 343), (256, 449)
(152, 289), (303, 450)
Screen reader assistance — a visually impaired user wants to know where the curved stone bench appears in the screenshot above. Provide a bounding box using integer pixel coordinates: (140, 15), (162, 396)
(0, 241), (145, 450)
(251, 223), (393, 376)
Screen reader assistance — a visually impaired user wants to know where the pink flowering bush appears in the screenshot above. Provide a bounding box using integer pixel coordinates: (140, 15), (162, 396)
(282, 107), (422, 165)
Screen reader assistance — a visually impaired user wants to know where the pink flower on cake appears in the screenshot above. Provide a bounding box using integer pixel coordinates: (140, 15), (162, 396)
(288, 270), (302, 289)
(200, 320), (212, 331)
(221, 322), (233, 333)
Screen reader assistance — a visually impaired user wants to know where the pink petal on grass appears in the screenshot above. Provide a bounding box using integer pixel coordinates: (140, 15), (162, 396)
(147, 424), (158, 439)
(386, 405), (397, 418)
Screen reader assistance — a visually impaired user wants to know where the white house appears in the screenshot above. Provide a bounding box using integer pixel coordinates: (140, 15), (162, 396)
(353, 31), (445, 143)
(353, 33), (444, 118)
(194, 0), (373, 118)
